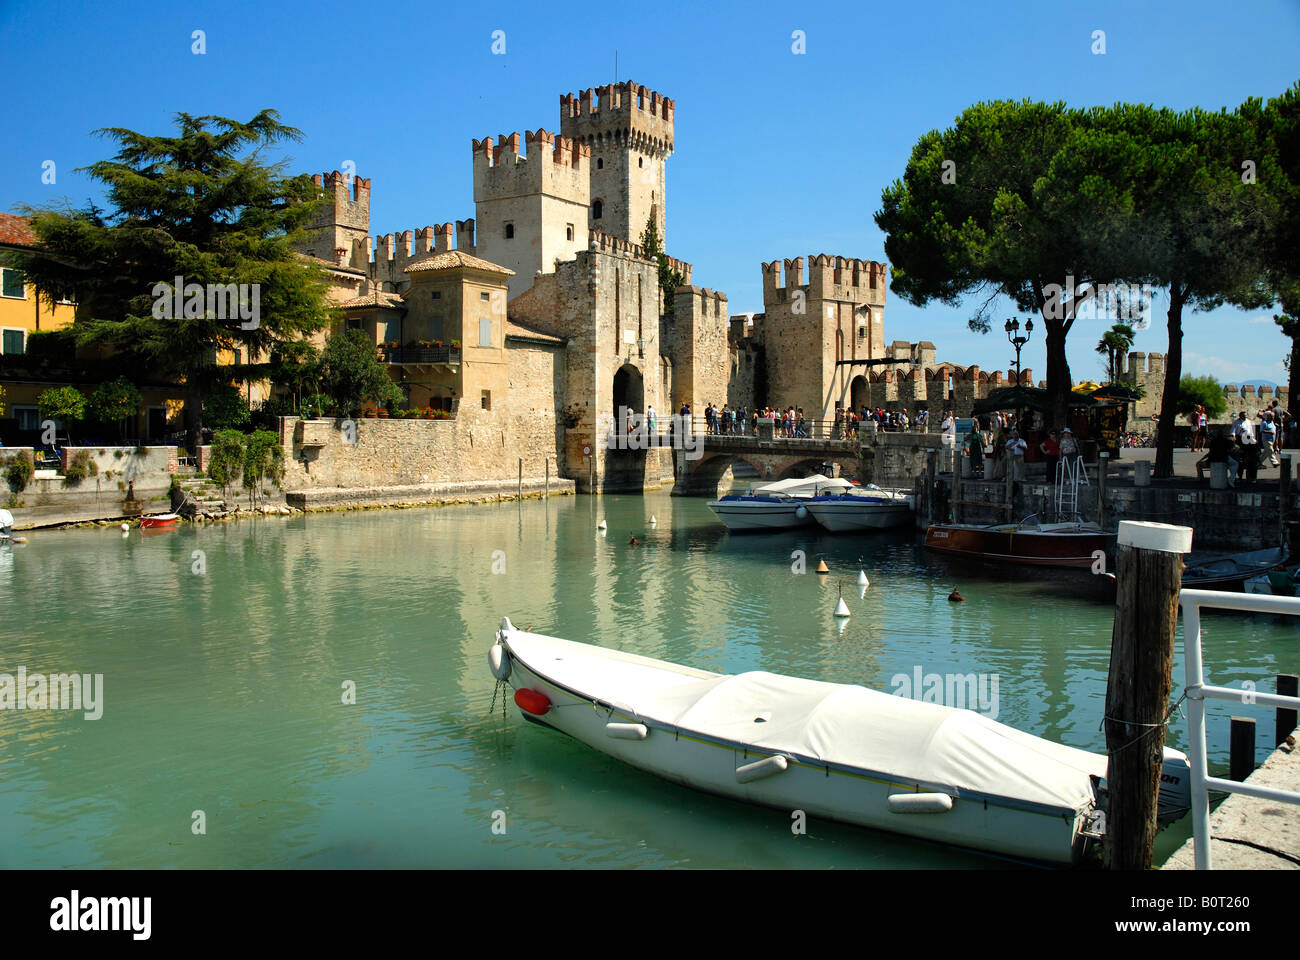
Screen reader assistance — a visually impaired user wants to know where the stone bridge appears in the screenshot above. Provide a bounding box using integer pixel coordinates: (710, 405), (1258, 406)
(669, 430), (946, 496)
(670, 435), (865, 496)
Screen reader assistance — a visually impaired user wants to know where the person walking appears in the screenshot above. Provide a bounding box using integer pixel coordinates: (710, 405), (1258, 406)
(1006, 430), (1028, 482)
(1232, 410), (1258, 484)
(1260, 410), (1279, 466)
(964, 424), (984, 477)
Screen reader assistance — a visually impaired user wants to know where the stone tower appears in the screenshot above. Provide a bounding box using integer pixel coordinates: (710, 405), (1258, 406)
(560, 82), (674, 247)
(303, 171), (371, 265)
(756, 255), (888, 419)
(472, 130), (591, 299)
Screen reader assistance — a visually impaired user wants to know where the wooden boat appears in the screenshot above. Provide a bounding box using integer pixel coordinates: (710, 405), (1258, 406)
(925, 516), (1114, 568)
(489, 619), (1192, 865)
(805, 486), (915, 532)
(1182, 547), (1286, 590)
(707, 475), (851, 531)
(139, 513), (181, 529)
(1245, 566), (1300, 596)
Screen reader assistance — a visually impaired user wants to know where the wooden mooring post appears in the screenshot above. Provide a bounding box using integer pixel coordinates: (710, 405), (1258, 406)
(1229, 717), (1256, 782)
(1097, 452), (1108, 527)
(1279, 456), (1291, 550)
(1279, 673), (1299, 745)
(926, 449), (937, 526)
(1104, 520), (1191, 870)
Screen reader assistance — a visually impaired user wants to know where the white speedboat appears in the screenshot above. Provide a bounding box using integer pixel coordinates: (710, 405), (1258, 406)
(805, 485), (915, 532)
(0, 508), (13, 541)
(707, 475), (850, 531)
(488, 620), (1192, 865)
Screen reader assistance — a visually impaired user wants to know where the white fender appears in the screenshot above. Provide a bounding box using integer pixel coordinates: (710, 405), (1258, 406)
(605, 722), (648, 740)
(488, 645), (511, 681)
(888, 793), (953, 814)
(736, 755), (788, 783)
(794, 505), (808, 519)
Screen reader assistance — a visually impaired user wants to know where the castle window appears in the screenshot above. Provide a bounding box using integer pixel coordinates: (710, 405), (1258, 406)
(596, 158), (603, 169)
(638, 157), (643, 168)
(431, 291), (441, 300)
(566, 224), (574, 241)
(481, 390), (491, 410)
(858, 327), (866, 340)
(480, 291), (490, 301)
(504, 222), (514, 239)
(592, 200), (603, 220)
(479, 317), (492, 347)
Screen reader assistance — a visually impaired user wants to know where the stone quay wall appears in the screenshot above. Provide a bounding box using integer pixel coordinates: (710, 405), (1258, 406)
(1, 445), (177, 507)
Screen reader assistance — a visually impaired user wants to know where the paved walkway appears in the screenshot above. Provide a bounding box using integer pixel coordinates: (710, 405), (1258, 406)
(1164, 729), (1300, 870)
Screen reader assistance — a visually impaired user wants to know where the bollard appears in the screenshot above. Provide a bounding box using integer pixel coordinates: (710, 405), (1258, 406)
(1210, 462), (1228, 490)
(1279, 674), (1299, 746)
(1229, 717), (1256, 782)
(1104, 520), (1191, 870)
(1134, 460), (1151, 487)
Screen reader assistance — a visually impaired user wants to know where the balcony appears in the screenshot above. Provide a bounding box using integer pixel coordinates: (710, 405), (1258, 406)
(381, 346), (462, 366)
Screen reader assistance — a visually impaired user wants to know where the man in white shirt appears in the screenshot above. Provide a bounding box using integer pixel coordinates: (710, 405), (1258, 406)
(1232, 411), (1257, 483)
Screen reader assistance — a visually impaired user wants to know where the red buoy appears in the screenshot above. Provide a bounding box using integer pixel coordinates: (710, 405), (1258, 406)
(514, 688), (551, 716)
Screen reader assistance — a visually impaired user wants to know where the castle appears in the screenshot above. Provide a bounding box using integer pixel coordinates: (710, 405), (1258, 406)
(291, 80), (1049, 492)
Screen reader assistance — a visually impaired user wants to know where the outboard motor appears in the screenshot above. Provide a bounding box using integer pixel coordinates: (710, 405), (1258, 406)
(1093, 746), (1194, 828)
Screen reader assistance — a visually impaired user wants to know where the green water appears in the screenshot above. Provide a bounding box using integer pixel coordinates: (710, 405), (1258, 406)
(0, 494), (1293, 869)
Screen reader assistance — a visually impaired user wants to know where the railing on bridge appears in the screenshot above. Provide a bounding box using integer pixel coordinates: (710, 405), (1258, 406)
(680, 415), (938, 441)
(1179, 587), (1300, 869)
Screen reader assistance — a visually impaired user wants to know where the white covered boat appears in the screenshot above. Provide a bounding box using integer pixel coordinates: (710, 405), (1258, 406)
(805, 485), (915, 532)
(0, 508), (13, 541)
(489, 620), (1192, 865)
(707, 475), (850, 531)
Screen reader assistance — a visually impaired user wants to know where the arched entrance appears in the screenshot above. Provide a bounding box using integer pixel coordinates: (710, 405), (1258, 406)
(850, 375), (868, 414)
(607, 363), (647, 490)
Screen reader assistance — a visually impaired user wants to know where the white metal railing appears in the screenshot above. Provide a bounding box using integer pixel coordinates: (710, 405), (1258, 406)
(1179, 587), (1300, 869)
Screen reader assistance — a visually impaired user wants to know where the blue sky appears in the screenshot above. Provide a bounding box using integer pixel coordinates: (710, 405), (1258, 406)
(2, 0), (1297, 386)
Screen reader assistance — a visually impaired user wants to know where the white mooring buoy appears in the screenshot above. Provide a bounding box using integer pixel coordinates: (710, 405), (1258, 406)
(857, 569), (869, 588)
(834, 580), (851, 618)
(121, 523), (130, 532)
(598, 519), (607, 530)
(649, 515), (657, 526)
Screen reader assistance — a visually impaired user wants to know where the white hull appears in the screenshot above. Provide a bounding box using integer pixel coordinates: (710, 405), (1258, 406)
(493, 625), (1115, 864)
(706, 500), (814, 531)
(805, 500), (913, 531)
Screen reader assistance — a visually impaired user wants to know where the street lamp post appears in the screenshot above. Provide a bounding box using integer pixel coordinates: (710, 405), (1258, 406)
(1005, 317), (1033, 384)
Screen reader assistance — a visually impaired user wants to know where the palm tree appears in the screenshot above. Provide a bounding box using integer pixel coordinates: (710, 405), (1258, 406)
(1095, 323), (1137, 383)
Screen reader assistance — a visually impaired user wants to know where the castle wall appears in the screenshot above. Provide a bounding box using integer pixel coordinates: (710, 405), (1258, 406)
(664, 285), (729, 413)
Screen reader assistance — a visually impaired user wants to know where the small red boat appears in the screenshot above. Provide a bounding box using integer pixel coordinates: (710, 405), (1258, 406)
(139, 513), (181, 529)
(925, 516), (1114, 568)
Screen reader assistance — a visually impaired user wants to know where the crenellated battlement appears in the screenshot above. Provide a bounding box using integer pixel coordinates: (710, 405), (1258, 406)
(311, 170), (371, 203)
(560, 81), (675, 155)
(587, 229), (692, 283)
(761, 254), (888, 306)
(473, 129), (591, 212)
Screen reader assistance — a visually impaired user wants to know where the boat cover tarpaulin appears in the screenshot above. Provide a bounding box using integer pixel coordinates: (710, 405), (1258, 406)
(505, 629), (1105, 814)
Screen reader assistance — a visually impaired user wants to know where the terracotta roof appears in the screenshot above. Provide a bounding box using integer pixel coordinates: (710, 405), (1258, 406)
(506, 319), (565, 345)
(0, 212), (38, 247)
(405, 250), (514, 276)
(339, 290), (407, 310)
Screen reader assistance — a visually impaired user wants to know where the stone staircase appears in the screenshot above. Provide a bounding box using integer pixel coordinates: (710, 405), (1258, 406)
(174, 478), (228, 516)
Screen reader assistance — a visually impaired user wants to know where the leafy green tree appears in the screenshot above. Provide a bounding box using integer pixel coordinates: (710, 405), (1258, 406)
(318, 328), (402, 416)
(6, 111), (333, 453)
(1177, 375), (1227, 420)
(207, 429), (245, 496)
(1081, 104), (1273, 477)
(269, 340), (320, 411)
(203, 383), (251, 431)
(876, 101), (1105, 428)
(641, 213), (684, 316)
(1096, 323), (1136, 382)
(88, 377), (142, 440)
(37, 386), (87, 441)
(242, 429), (284, 507)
